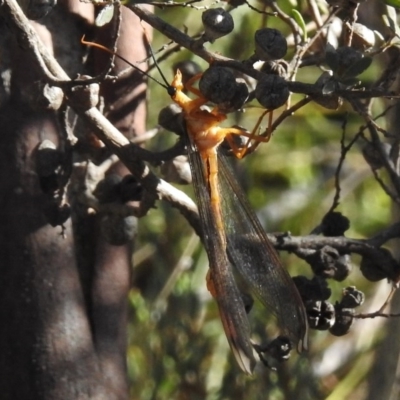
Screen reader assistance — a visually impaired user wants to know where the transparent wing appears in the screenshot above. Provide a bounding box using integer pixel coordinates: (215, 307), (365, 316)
(185, 136), (256, 374)
(219, 153), (309, 352)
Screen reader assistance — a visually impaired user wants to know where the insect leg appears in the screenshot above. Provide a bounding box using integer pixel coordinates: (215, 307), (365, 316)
(183, 72), (204, 98)
(235, 110), (273, 159)
(211, 124), (270, 160)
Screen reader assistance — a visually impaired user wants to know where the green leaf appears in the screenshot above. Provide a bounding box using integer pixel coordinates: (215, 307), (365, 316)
(95, 4), (114, 27)
(292, 9), (307, 41)
(383, 0), (400, 9)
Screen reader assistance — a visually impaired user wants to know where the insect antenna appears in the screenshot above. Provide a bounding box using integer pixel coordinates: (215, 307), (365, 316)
(143, 35), (176, 97)
(81, 35), (174, 95)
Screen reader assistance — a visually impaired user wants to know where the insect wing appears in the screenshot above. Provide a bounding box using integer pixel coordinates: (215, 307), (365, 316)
(185, 136), (256, 374)
(218, 154), (309, 352)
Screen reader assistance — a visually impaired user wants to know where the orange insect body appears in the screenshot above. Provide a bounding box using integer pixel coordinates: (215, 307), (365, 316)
(168, 69), (308, 374)
(170, 70), (250, 247)
(171, 70), (247, 151)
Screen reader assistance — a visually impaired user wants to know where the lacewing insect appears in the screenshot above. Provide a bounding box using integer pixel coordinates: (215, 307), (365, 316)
(82, 37), (308, 374)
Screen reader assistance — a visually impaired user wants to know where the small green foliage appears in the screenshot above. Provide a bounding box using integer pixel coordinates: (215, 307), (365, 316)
(95, 4), (114, 26)
(383, 0), (400, 9)
(291, 9), (307, 41)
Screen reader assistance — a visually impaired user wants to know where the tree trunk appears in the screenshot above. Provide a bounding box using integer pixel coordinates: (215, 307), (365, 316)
(0, 2), (147, 398)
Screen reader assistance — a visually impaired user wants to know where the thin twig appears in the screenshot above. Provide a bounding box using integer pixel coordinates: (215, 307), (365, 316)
(268, 0), (301, 47)
(242, 1), (277, 17)
(268, 231), (400, 282)
(328, 115), (363, 213)
(289, 9), (340, 80)
(350, 98), (400, 198)
(354, 311), (400, 319)
(150, 0), (218, 10)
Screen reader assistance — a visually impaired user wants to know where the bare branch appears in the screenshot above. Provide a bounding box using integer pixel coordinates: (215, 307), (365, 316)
(2, 0), (201, 232)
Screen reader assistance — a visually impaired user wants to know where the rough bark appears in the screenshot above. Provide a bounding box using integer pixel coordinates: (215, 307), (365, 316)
(0, 2), (147, 398)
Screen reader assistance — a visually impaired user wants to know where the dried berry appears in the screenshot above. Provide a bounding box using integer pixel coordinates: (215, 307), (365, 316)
(325, 44), (371, 81)
(293, 275), (331, 302)
(199, 67), (237, 104)
(340, 286), (365, 308)
(306, 300), (335, 330)
(255, 75), (289, 109)
(217, 80), (249, 113)
(254, 28), (287, 61)
(329, 307), (354, 336)
(158, 104), (185, 136)
(43, 202), (71, 227)
(202, 8), (234, 42)
(119, 175), (143, 202)
(93, 174), (122, 204)
(173, 61), (202, 87)
(311, 71), (342, 110)
(306, 246), (351, 281)
(360, 248), (400, 282)
(321, 211), (350, 236)
(254, 336), (292, 369)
